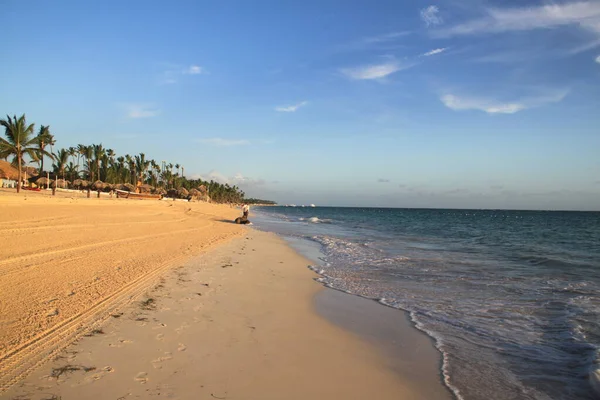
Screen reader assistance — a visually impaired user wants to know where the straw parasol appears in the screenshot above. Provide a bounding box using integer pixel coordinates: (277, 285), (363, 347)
(154, 187), (167, 195)
(72, 179), (89, 189)
(119, 183), (136, 192)
(91, 180), (105, 191)
(139, 184), (154, 193)
(189, 188), (200, 197)
(35, 177), (53, 188)
(177, 187), (189, 198)
(198, 185), (207, 194)
(51, 179), (70, 189)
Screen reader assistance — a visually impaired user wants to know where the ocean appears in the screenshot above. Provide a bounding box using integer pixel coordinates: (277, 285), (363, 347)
(252, 206), (600, 400)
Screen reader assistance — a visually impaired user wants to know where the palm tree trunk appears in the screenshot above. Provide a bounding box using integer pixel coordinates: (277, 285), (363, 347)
(16, 152), (21, 193)
(40, 146), (44, 174)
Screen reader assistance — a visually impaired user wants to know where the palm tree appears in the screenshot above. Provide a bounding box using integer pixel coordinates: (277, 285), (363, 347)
(83, 145), (93, 181)
(92, 144), (105, 181)
(0, 114), (39, 193)
(36, 125), (55, 174)
(52, 148), (69, 195)
(135, 153), (150, 186)
(77, 144), (86, 172)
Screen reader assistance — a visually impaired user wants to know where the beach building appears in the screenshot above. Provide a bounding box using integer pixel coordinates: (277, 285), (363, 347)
(0, 160), (38, 188)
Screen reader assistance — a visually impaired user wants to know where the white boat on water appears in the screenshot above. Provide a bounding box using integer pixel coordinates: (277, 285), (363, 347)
(310, 204), (316, 207)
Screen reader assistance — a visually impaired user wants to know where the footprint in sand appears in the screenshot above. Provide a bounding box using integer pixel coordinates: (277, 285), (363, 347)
(109, 339), (133, 348)
(152, 323), (167, 330)
(156, 333), (164, 341)
(175, 322), (189, 334)
(85, 366), (114, 383)
(151, 352), (173, 369)
(134, 372), (148, 384)
(178, 343), (187, 352)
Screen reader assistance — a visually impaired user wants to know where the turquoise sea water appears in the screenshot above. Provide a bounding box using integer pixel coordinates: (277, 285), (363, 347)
(252, 207), (600, 400)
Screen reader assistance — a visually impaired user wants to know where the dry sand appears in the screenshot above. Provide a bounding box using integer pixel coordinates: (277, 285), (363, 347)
(1, 189), (449, 399)
(0, 189), (243, 391)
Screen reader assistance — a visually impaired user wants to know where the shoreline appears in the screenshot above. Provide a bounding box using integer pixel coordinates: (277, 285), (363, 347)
(1, 192), (449, 399)
(272, 233), (453, 399)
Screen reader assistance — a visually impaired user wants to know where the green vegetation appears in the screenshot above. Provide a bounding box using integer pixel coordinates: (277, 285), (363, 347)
(0, 113), (276, 204)
(244, 198), (277, 205)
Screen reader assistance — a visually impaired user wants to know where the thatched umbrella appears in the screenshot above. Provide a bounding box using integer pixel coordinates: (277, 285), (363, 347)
(198, 185), (207, 194)
(35, 177), (53, 188)
(189, 188), (200, 197)
(102, 183), (113, 191)
(154, 187), (167, 195)
(177, 187), (189, 198)
(91, 180), (105, 191)
(139, 184), (154, 193)
(119, 183), (136, 192)
(51, 179), (70, 189)
(72, 179), (89, 189)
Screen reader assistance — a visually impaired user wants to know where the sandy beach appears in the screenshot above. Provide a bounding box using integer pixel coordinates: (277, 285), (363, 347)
(1, 190), (449, 399)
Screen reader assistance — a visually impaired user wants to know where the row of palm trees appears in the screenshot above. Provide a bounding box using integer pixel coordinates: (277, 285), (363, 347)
(0, 114), (248, 203)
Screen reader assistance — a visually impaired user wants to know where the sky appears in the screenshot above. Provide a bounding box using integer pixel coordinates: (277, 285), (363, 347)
(2, 0), (600, 210)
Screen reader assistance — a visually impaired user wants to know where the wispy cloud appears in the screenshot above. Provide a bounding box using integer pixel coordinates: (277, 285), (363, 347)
(190, 170), (266, 188)
(196, 138), (250, 146)
(161, 64), (205, 84)
(596, 55), (600, 63)
(340, 61), (414, 80)
(438, 2), (600, 37)
(566, 38), (600, 55)
(361, 31), (411, 44)
(440, 90), (568, 114)
(185, 65), (204, 75)
(422, 47), (447, 56)
(122, 103), (160, 118)
(338, 31), (411, 52)
(421, 5), (443, 27)
(275, 101), (308, 112)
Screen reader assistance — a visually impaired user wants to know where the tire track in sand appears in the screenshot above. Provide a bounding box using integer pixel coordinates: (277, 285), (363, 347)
(0, 225), (240, 393)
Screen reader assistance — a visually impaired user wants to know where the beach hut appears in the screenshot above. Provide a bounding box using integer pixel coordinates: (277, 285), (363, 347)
(0, 160), (18, 188)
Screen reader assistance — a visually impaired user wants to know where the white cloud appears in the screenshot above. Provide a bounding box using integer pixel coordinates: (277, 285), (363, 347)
(361, 31), (411, 44)
(122, 104), (160, 118)
(275, 101), (308, 112)
(340, 61), (413, 80)
(422, 47), (447, 56)
(439, 1), (600, 36)
(186, 65), (204, 74)
(596, 55), (600, 63)
(196, 138), (250, 146)
(421, 5), (443, 27)
(440, 90), (568, 114)
(190, 170), (266, 188)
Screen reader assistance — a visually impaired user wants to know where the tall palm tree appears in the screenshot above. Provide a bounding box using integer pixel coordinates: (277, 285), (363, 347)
(92, 144), (105, 181)
(0, 114), (39, 193)
(83, 145), (94, 181)
(52, 148), (70, 191)
(77, 144), (86, 172)
(135, 153), (150, 186)
(36, 125), (54, 174)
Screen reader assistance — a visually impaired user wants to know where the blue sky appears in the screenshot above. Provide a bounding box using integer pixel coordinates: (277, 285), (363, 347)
(2, 0), (599, 210)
